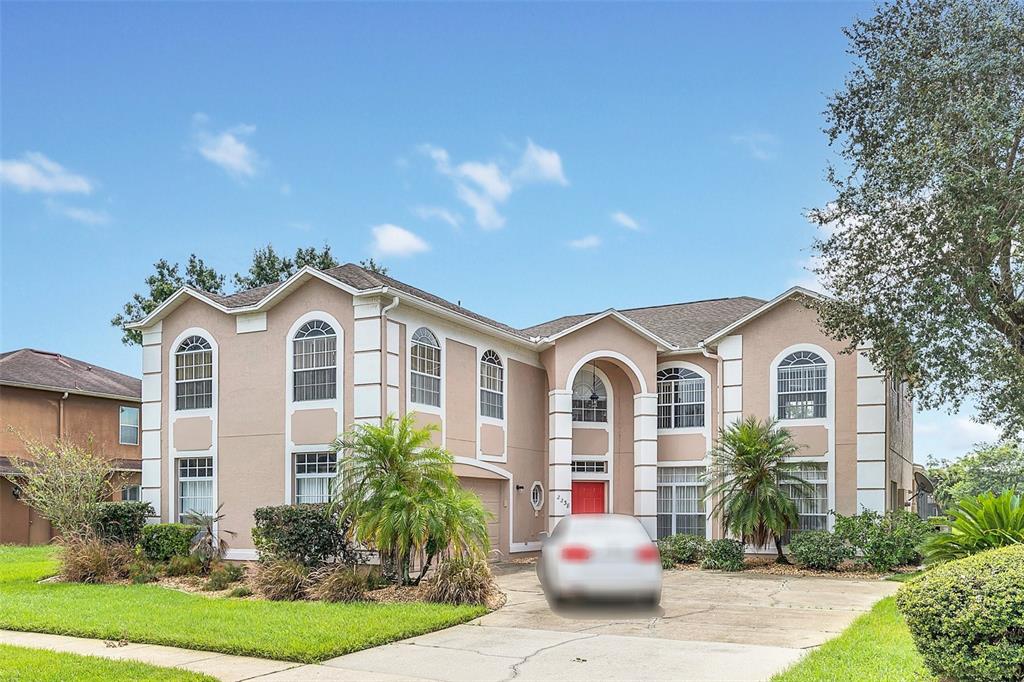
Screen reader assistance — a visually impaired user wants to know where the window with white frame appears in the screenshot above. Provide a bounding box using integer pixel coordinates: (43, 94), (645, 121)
(119, 405), (140, 445)
(480, 350), (504, 419)
(571, 460), (608, 474)
(781, 463), (829, 535)
(178, 457), (213, 520)
(410, 327), (441, 407)
(530, 482), (544, 511)
(175, 336), (213, 410)
(293, 320), (337, 402)
(121, 484), (141, 501)
(294, 452), (336, 504)
(657, 367), (705, 429)
(572, 368), (607, 423)
(657, 466), (706, 539)
(777, 351), (827, 419)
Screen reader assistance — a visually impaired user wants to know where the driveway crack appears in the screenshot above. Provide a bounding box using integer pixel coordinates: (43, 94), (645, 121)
(503, 634), (599, 681)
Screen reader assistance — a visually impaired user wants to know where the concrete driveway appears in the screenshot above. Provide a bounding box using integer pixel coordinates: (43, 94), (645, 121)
(309, 563), (899, 682)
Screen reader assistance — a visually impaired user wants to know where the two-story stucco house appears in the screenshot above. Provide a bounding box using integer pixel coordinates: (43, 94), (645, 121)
(126, 263), (914, 560)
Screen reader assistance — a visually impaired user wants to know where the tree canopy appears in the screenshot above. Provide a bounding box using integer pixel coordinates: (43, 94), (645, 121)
(233, 243), (339, 289)
(927, 442), (1024, 506)
(810, 0), (1024, 435)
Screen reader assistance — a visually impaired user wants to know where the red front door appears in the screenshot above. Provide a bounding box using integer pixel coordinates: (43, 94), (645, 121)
(572, 481), (606, 514)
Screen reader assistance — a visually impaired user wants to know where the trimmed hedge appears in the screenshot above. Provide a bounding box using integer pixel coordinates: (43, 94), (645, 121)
(895, 544), (1024, 682)
(700, 538), (745, 571)
(140, 523), (198, 562)
(789, 530), (853, 570)
(252, 504), (355, 567)
(93, 501), (154, 545)
(657, 533), (707, 568)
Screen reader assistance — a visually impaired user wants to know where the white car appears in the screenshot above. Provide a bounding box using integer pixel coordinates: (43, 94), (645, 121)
(537, 514), (662, 605)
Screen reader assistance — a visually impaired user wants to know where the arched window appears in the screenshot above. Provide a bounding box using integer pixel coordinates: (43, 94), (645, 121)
(777, 351), (827, 419)
(572, 367), (607, 423)
(410, 327), (441, 407)
(175, 335), (213, 410)
(480, 350), (504, 419)
(657, 367), (705, 429)
(293, 320), (337, 402)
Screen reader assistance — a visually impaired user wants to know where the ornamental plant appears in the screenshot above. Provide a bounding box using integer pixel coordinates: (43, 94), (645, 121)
(788, 530), (852, 570)
(833, 508), (931, 571)
(920, 490), (1024, 564)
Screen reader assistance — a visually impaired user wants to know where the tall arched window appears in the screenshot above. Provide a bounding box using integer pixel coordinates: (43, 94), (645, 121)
(777, 351), (827, 419)
(657, 367), (705, 429)
(175, 335), (213, 410)
(572, 367), (607, 423)
(480, 350), (504, 419)
(410, 327), (441, 407)
(293, 320), (337, 402)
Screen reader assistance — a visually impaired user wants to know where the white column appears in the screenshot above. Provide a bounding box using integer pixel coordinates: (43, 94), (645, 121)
(719, 335), (743, 426)
(856, 342), (887, 513)
(385, 320), (401, 419)
(547, 389), (572, 531)
(634, 392), (658, 538)
(353, 299), (384, 426)
(140, 322), (163, 522)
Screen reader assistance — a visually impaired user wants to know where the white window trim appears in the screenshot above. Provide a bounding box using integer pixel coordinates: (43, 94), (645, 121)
(477, 348), (508, 463)
(291, 320), (339, 404)
(656, 360), (712, 441)
(293, 451), (338, 505)
(655, 461), (712, 540)
(770, 344), (833, 428)
(175, 453), (214, 522)
(529, 481), (544, 511)
(478, 349), (506, 425)
(570, 365), (613, 430)
(119, 405), (140, 446)
(409, 326), (444, 415)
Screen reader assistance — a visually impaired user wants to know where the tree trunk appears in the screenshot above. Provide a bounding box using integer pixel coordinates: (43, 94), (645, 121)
(413, 552), (436, 586)
(774, 536), (790, 564)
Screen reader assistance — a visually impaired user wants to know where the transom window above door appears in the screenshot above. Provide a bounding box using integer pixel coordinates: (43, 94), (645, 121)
(657, 367), (705, 429)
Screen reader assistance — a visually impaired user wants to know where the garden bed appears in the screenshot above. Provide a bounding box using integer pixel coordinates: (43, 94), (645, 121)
(741, 556), (920, 580)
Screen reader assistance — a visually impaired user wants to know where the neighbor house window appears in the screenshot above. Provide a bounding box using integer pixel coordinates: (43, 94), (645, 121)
(777, 351), (827, 419)
(657, 367), (705, 429)
(293, 320), (337, 402)
(175, 336), (213, 410)
(119, 406), (140, 445)
(572, 368), (607, 423)
(410, 327), (441, 407)
(294, 452), (336, 504)
(782, 463), (828, 535)
(121, 484), (141, 502)
(657, 466), (706, 539)
(178, 457), (213, 520)
(480, 350), (504, 419)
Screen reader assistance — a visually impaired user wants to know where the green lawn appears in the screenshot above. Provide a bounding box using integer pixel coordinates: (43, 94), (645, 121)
(771, 597), (935, 682)
(0, 644), (215, 682)
(0, 545), (486, 663)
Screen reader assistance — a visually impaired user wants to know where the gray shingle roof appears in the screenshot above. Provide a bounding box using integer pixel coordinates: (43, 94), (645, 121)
(200, 263), (767, 349)
(0, 349), (141, 400)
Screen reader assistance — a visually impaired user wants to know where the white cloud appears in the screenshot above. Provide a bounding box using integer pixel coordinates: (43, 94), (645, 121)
(0, 152), (93, 194)
(371, 223), (430, 257)
(730, 132), (780, 161)
(418, 140), (568, 230)
(61, 206), (110, 225)
(412, 205), (462, 228)
(288, 221), (311, 231)
(914, 408), (1000, 462)
(568, 234), (602, 250)
(512, 139), (568, 186)
(193, 115), (261, 178)
(611, 211), (639, 230)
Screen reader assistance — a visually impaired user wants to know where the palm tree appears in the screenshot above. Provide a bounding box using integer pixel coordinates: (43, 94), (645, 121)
(705, 416), (810, 563)
(329, 414), (490, 585)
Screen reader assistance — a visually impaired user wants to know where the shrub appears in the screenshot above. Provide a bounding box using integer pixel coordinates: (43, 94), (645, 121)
(204, 562), (245, 591)
(895, 545), (1024, 682)
(252, 504), (355, 567)
(789, 531), (853, 570)
(165, 554), (203, 577)
(127, 559), (160, 584)
(657, 534), (707, 568)
(423, 555), (496, 605)
(227, 586), (253, 598)
(920, 490), (1024, 564)
(307, 565), (367, 602)
(93, 501), (154, 545)
(60, 538), (133, 583)
(700, 539), (745, 571)
(140, 523), (198, 562)
(833, 509), (932, 571)
(253, 559), (309, 601)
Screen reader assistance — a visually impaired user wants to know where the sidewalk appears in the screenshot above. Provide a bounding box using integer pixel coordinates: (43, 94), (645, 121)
(0, 630), (420, 681)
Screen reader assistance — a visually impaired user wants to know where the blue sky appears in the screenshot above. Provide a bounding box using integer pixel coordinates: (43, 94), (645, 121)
(0, 2), (996, 461)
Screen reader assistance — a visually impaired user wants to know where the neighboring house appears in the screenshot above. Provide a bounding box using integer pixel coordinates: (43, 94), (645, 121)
(0, 349), (142, 544)
(126, 263), (916, 560)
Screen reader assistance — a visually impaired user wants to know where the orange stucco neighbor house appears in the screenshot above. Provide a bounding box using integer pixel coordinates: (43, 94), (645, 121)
(0, 349), (142, 544)
(125, 263), (916, 560)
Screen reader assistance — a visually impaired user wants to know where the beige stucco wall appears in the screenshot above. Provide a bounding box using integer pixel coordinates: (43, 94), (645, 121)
(445, 339), (476, 457)
(572, 428), (609, 456)
(173, 416), (212, 451)
(411, 411), (443, 446)
(291, 409), (338, 446)
(886, 378), (914, 510)
(543, 316), (657, 395)
(503, 359), (548, 546)
(788, 426), (828, 456)
(604, 361), (635, 515)
(480, 424), (504, 457)
(658, 433), (706, 461)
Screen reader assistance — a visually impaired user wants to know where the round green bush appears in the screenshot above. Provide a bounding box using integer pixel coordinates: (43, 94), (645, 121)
(140, 523), (198, 562)
(657, 534), (708, 568)
(789, 531), (853, 570)
(895, 544), (1024, 682)
(700, 539), (745, 571)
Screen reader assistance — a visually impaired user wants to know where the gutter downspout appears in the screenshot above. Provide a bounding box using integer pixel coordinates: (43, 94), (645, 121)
(58, 391), (69, 439)
(380, 291), (400, 419)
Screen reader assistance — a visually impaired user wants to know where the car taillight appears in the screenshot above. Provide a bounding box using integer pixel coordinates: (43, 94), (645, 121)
(561, 545), (591, 562)
(636, 544), (660, 563)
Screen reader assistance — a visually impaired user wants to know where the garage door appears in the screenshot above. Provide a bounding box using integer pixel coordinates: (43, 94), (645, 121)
(459, 476), (501, 552)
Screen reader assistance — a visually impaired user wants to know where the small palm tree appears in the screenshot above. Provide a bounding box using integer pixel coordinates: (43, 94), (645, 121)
(921, 490), (1024, 564)
(705, 416), (810, 563)
(330, 414), (490, 585)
